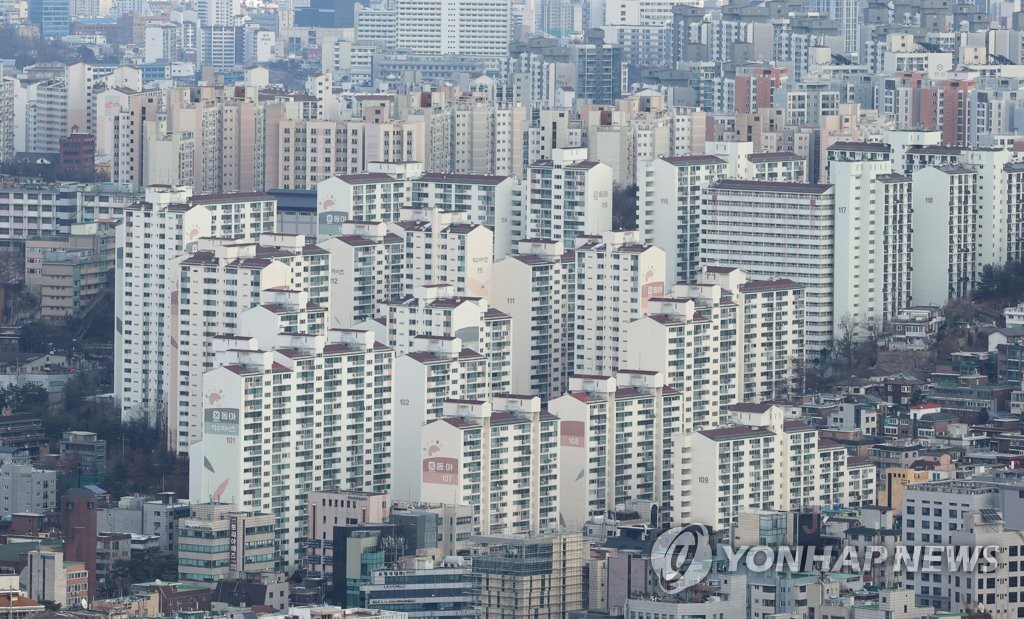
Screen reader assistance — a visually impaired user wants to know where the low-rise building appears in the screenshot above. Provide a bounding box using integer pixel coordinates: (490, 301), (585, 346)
(176, 503), (277, 587)
(0, 449), (55, 515)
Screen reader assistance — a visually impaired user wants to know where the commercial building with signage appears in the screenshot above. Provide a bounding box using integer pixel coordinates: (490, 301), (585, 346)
(177, 502), (277, 585)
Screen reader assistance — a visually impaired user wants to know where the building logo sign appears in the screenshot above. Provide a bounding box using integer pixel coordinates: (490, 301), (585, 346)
(422, 456), (458, 485)
(205, 408), (239, 436)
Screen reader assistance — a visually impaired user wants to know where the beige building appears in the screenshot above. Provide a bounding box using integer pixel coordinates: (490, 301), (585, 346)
(473, 532), (585, 619)
(25, 221), (117, 320)
(177, 503), (277, 587)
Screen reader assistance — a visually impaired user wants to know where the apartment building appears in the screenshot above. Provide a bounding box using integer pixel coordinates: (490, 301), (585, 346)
(492, 239), (576, 401)
(549, 371), (683, 529)
(316, 173), (409, 237)
(0, 452), (55, 515)
(829, 145), (913, 327)
(395, 0), (512, 58)
(911, 165), (979, 306)
(392, 336), (490, 502)
(319, 221), (404, 328)
(0, 183), (140, 252)
(524, 148), (613, 249)
(268, 109), (424, 191)
(574, 230), (666, 375)
(626, 267), (805, 422)
(25, 220), (116, 319)
(420, 396), (559, 536)
(116, 188), (280, 426)
(166, 85), (267, 194)
(639, 155), (728, 283)
(177, 503), (276, 585)
(700, 180), (836, 353)
(410, 173), (521, 258)
(190, 328), (394, 569)
(389, 208), (493, 299)
(684, 403), (877, 531)
(168, 241), (322, 454)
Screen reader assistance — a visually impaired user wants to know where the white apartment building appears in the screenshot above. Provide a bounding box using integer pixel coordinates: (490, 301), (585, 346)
(395, 0), (512, 58)
(525, 148), (613, 249)
(0, 183), (140, 251)
(22, 78), (68, 154)
(749, 152), (807, 182)
(829, 149), (913, 328)
(410, 173), (521, 259)
(392, 335), (491, 502)
(190, 328), (394, 570)
(319, 221), (404, 329)
(626, 267), (805, 425)
(1004, 163), (1024, 264)
(639, 155), (727, 283)
(316, 173), (409, 238)
(911, 165), (978, 306)
(0, 66), (14, 163)
(142, 120), (195, 188)
(419, 396), (558, 535)
(168, 239), (328, 454)
(116, 187), (281, 426)
(385, 284), (511, 393)
(389, 207), (493, 299)
(549, 371), (683, 529)
(574, 230), (666, 375)
(700, 180), (836, 353)
(960, 148), (1014, 272)
(492, 239), (575, 401)
(116, 186), (208, 424)
(684, 403), (876, 531)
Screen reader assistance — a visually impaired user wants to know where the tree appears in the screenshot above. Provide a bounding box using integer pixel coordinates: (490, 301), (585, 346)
(830, 316), (859, 372)
(943, 298), (977, 326)
(0, 384), (49, 415)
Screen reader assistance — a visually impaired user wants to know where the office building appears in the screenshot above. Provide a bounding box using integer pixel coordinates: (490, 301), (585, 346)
(177, 503), (276, 585)
(28, 0), (71, 38)
(472, 532), (585, 619)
